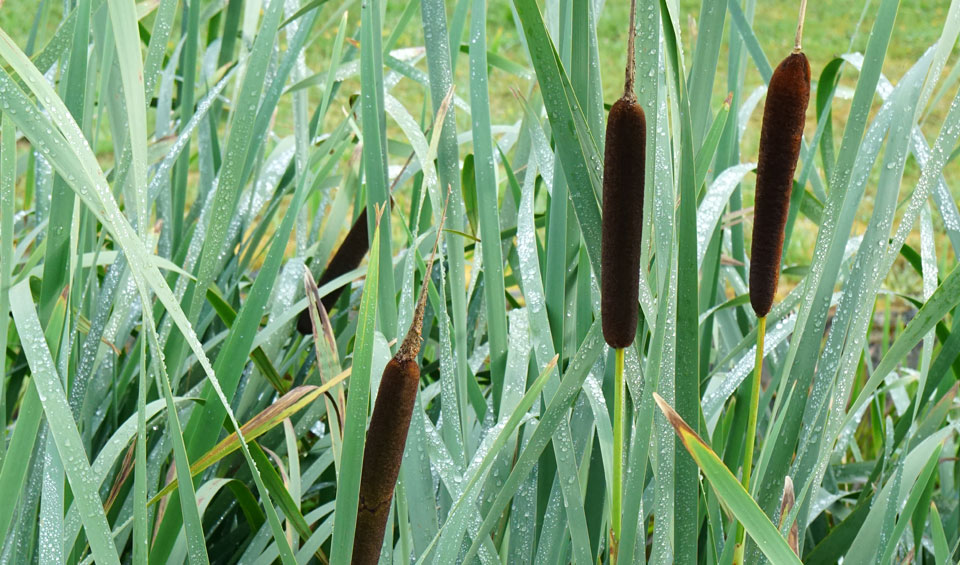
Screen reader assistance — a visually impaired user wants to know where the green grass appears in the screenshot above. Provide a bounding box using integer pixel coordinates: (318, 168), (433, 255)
(2, 0), (960, 563)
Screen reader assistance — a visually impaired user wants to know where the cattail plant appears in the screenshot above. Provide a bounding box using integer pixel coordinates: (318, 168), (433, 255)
(600, 0), (645, 559)
(737, 1), (810, 562)
(297, 208), (370, 335)
(351, 200), (447, 564)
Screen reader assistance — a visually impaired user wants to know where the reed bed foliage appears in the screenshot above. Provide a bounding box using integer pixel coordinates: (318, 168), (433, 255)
(1, 0), (960, 563)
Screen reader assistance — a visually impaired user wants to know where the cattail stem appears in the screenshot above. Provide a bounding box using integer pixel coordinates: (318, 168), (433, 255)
(624, 0), (638, 98)
(794, 0), (808, 52)
(733, 315), (766, 565)
(610, 346), (626, 563)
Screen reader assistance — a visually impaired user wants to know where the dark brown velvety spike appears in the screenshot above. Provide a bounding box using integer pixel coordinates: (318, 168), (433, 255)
(601, 96), (646, 349)
(750, 52), (810, 318)
(296, 209), (369, 335)
(351, 358), (420, 564)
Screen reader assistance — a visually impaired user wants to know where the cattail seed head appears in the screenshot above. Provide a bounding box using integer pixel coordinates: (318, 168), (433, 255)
(297, 209), (370, 335)
(351, 356), (420, 564)
(601, 96), (646, 349)
(351, 194), (448, 563)
(749, 52), (810, 318)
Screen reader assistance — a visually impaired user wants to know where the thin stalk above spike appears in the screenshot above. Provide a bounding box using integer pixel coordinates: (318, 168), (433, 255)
(794, 0), (808, 52)
(623, 0), (638, 99)
(396, 194), (448, 362)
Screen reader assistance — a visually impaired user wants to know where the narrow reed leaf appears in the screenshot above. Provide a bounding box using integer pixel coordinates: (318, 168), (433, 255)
(330, 216), (382, 563)
(10, 282), (121, 565)
(652, 393), (802, 565)
(133, 338), (149, 565)
(148, 380), (348, 504)
(359, 0), (398, 341)
(0, 116), (14, 463)
(104, 0), (150, 232)
(512, 0), (604, 277)
(674, 75), (702, 565)
(462, 321), (605, 563)
(468, 0), (509, 393)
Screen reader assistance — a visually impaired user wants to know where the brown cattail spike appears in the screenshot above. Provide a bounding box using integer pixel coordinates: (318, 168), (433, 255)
(601, 0), (645, 349)
(601, 101), (646, 348)
(351, 357), (419, 564)
(352, 193), (450, 564)
(296, 208), (370, 334)
(749, 51), (810, 318)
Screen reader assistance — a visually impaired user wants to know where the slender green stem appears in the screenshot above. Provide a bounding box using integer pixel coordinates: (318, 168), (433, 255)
(611, 346), (625, 563)
(734, 315), (766, 565)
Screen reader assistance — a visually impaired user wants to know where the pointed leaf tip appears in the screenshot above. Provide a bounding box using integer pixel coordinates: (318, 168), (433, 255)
(653, 392), (690, 436)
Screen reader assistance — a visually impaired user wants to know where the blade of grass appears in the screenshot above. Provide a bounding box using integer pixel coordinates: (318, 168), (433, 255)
(687, 0), (727, 143)
(674, 73), (701, 565)
(512, 0), (603, 278)
(10, 282), (122, 565)
(329, 216), (382, 563)
(419, 0), (472, 463)
(653, 394), (802, 565)
(142, 0), (179, 98)
(149, 380), (349, 503)
(37, 0), (89, 323)
(694, 95), (733, 193)
(696, 162), (756, 268)
(38, 430), (64, 565)
(360, 0), (398, 341)
(469, 0), (508, 404)
(0, 115), (14, 465)
(133, 338), (148, 565)
(169, 0), (200, 249)
(929, 502), (949, 563)
(461, 320), (605, 563)
(105, 0), (149, 233)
